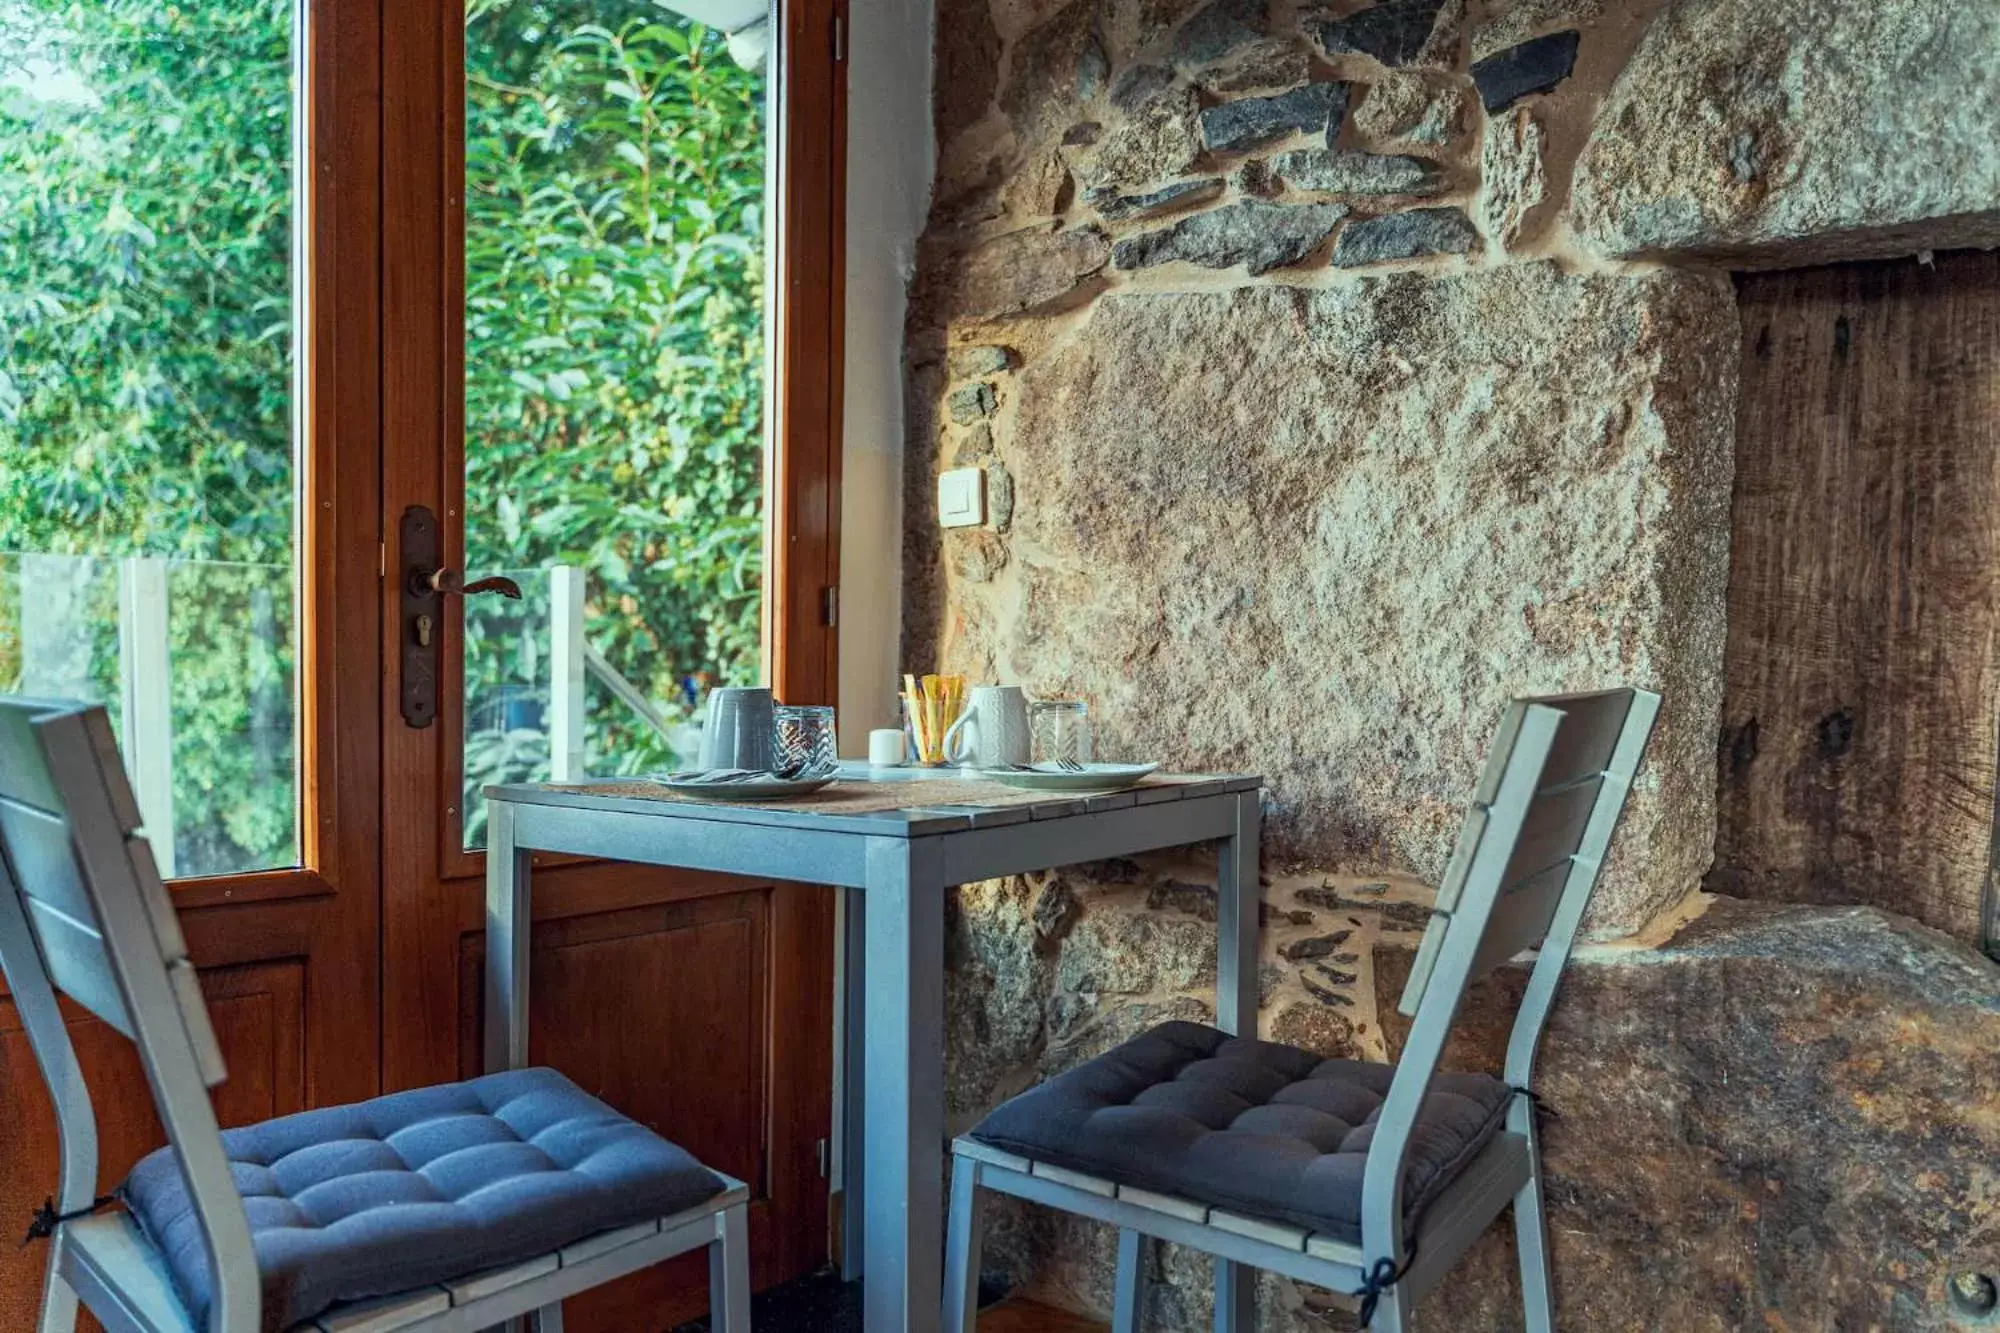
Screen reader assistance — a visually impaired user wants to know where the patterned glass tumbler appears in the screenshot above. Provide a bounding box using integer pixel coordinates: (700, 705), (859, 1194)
(1030, 699), (1092, 767)
(774, 704), (838, 778)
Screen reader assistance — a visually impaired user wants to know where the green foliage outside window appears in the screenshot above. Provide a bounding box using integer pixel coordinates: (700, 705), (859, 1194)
(0, 0), (766, 869)
(462, 0), (767, 828)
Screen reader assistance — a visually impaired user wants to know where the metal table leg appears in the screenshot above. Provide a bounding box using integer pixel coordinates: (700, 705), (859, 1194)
(484, 801), (538, 1333)
(484, 801), (534, 1073)
(1214, 791), (1261, 1332)
(862, 837), (947, 1332)
(842, 885), (868, 1282)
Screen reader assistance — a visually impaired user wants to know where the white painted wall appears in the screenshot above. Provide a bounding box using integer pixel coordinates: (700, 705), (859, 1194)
(829, 0), (933, 1201)
(836, 0), (933, 750)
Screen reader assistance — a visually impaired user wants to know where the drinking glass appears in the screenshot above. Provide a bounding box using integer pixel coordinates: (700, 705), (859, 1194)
(774, 704), (838, 778)
(1030, 700), (1092, 767)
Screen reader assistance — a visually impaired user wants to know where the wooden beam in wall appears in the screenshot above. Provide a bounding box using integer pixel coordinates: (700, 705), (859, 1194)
(1712, 249), (2000, 953)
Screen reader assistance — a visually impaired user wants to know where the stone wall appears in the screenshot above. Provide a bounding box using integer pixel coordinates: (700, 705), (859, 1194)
(903, 0), (2000, 1327)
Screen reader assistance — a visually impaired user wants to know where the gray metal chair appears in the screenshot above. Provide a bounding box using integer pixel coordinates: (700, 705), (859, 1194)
(941, 687), (1661, 1333)
(0, 697), (752, 1333)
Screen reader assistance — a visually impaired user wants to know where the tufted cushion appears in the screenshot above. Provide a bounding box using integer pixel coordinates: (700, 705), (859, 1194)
(121, 1067), (727, 1333)
(970, 1021), (1512, 1245)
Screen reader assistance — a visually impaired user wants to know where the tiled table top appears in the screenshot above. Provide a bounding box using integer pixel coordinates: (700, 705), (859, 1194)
(488, 761), (1262, 838)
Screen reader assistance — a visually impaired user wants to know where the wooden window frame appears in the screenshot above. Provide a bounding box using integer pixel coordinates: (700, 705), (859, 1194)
(166, 0), (383, 914)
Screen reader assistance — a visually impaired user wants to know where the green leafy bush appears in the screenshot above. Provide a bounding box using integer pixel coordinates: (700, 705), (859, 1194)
(0, 0), (766, 868)
(1, 0), (298, 876)
(463, 0), (767, 803)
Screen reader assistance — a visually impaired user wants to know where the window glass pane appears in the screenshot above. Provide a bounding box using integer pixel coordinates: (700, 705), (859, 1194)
(0, 0), (299, 877)
(461, 2), (768, 846)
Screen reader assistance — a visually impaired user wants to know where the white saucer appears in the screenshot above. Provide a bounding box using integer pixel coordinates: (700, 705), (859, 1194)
(982, 762), (1159, 792)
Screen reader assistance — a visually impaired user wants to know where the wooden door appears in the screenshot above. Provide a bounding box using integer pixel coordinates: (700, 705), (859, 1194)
(1714, 250), (2000, 952)
(0, 0), (385, 1326)
(378, 2), (845, 1327)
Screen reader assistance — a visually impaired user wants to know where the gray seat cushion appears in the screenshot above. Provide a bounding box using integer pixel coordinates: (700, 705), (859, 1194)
(122, 1067), (727, 1332)
(969, 1021), (1512, 1246)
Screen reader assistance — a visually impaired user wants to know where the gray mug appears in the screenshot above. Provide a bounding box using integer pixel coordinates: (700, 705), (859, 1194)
(698, 686), (776, 771)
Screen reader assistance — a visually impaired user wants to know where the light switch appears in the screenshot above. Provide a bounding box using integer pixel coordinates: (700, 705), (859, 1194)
(938, 467), (986, 528)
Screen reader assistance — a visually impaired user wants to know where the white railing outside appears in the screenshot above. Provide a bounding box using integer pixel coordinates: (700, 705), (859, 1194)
(548, 565), (589, 783)
(542, 564), (686, 778)
(4, 551), (293, 878)
(3, 552), (685, 869)
(118, 557), (177, 877)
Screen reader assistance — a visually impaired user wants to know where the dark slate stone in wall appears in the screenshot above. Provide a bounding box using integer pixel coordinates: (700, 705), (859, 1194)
(926, 226), (1112, 321)
(1200, 81), (1349, 152)
(947, 345), (1014, 380)
(1314, 0), (1448, 67)
(1173, 0), (1269, 66)
(1088, 177), (1226, 221)
(1113, 200), (1347, 275)
(1109, 63), (1177, 113)
(1001, 1), (1108, 143)
(1470, 29), (1581, 112)
(934, 0), (1002, 144)
(1272, 148), (1446, 196)
(947, 383), (996, 423)
(1332, 206), (1478, 265)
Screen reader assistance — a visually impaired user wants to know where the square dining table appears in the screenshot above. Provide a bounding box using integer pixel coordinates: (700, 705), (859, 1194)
(482, 762), (1263, 1333)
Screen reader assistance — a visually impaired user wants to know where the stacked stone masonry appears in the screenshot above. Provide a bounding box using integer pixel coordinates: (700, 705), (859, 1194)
(908, 0), (2000, 1327)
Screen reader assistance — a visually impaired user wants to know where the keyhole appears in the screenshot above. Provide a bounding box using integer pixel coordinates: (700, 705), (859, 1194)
(416, 614), (434, 648)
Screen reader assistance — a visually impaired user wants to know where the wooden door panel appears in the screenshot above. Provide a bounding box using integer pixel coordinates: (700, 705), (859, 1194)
(0, 962), (306, 1331)
(448, 883), (829, 1327)
(1715, 250), (2000, 944)
(456, 891), (768, 1177)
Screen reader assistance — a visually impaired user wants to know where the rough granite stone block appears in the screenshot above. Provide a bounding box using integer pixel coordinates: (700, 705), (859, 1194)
(1381, 899), (2000, 1333)
(977, 264), (1740, 932)
(1570, 0), (2000, 264)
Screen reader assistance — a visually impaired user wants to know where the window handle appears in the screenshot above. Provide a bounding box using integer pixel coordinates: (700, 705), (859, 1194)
(423, 568), (524, 600)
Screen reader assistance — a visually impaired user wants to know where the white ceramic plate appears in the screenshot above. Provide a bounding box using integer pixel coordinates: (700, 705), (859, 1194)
(982, 762), (1160, 792)
(647, 771), (839, 802)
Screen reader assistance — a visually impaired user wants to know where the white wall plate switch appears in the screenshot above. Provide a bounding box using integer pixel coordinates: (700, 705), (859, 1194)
(938, 467), (986, 528)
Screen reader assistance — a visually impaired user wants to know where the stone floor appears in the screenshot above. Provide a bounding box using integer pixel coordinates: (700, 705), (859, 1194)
(668, 1272), (1103, 1333)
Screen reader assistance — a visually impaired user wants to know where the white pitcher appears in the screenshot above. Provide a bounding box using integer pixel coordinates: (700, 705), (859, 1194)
(943, 685), (1031, 769)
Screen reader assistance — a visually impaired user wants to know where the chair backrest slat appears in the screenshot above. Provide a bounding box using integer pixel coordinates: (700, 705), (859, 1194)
(1500, 773), (1603, 888)
(1362, 686), (1659, 1264)
(1398, 688), (1656, 1018)
(0, 792), (108, 936)
(1467, 857), (1571, 980)
(23, 893), (137, 1038)
(1, 719), (142, 1036)
(0, 699), (67, 809)
(1532, 688), (1635, 789)
(0, 696), (255, 1331)
(0, 705), (211, 1060)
